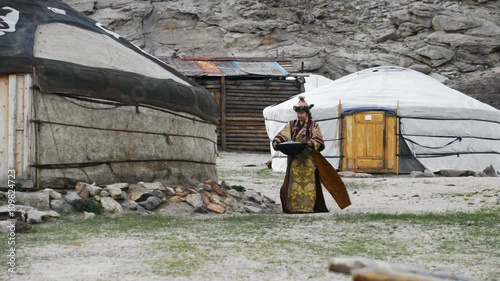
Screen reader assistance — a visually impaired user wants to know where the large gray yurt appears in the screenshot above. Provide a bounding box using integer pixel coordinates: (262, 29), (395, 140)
(0, 0), (219, 189)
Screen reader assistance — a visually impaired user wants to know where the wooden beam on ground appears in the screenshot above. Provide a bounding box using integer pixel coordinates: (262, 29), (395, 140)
(329, 257), (475, 281)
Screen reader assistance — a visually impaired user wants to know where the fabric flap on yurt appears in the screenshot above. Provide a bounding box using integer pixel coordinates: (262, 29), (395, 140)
(0, 0), (218, 123)
(264, 66), (500, 173)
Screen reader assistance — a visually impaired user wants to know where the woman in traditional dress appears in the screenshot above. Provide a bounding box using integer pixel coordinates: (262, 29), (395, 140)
(272, 96), (329, 213)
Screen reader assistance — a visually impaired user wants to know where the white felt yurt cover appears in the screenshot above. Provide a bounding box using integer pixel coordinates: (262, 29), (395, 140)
(264, 66), (500, 174)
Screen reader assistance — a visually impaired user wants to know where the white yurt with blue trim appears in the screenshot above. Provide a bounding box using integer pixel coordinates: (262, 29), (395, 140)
(264, 66), (500, 174)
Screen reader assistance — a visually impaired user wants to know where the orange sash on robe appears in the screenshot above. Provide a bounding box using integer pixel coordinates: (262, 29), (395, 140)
(312, 151), (351, 209)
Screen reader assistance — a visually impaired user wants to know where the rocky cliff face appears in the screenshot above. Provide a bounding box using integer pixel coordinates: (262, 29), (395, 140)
(65, 0), (500, 109)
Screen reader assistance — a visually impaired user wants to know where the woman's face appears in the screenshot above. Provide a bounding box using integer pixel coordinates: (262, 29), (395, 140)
(296, 110), (307, 121)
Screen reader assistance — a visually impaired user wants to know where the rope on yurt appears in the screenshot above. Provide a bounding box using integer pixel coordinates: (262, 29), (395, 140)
(31, 158), (217, 169)
(51, 92), (216, 125)
(401, 136), (462, 149)
(30, 119), (217, 145)
(400, 133), (500, 141)
(398, 151), (500, 159)
(399, 115), (500, 125)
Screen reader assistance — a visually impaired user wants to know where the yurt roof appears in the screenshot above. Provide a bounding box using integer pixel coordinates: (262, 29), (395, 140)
(0, 0), (218, 123)
(264, 66), (500, 123)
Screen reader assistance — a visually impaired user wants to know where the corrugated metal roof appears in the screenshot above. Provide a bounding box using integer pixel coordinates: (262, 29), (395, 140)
(162, 56), (299, 77)
(234, 61), (288, 76)
(197, 61), (224, 76)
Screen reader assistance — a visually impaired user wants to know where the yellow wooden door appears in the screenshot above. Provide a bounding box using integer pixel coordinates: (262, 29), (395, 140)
(355, 112), (385, 169)
(342, 110), (397, 173)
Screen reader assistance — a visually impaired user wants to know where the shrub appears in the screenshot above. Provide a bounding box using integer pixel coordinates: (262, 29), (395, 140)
(73, 198), (103, 215)
(231, 185), (246, 192)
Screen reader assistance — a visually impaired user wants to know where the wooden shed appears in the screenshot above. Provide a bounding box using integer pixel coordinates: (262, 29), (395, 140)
(164, 56), (305, 151)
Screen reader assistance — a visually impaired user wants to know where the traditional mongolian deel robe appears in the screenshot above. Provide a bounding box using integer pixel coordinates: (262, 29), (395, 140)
(273, 118), (329, 213)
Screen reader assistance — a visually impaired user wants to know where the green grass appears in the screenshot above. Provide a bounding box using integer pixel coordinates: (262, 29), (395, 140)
(256, 168), (275, 178)
(1, 208), (498, 279)
(344, 180), (380, 190)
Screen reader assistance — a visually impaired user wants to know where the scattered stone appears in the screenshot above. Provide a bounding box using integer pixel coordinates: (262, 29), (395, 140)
(135, 205), (150, 215)
(185, 194), (204, 209)
(121, 199), (139, 211)
(209, 194), (223, 205)
(164, 186), (176, 196)
(175, 187), (188, 197)
(221, 181), (231, 189)
(0, 221), (32, 233)
(207, 203), (225, 214)
(139, 182), (165, 190)
(482, 165), (498, 177)
(32, 174), (283, 220)
(75, 183), (90, 199)
(410, 170), (435, 177)
(50, 199), (74, 213)
(83, 211), (96, 220)
(423, 170), (435, 177)
(204, 180), (228, 197)
(76, 182), (102, 196)
(106, 185), (126, 200)
(106, 183), (129, 190)
(339, 171), (356, 178)
(244, 189), (265, 203)
(227, 189), (242, 199)
(64, 191), (82, 205)
(169, 196), (184, 203)
(158, 202), (193, 216)
(355, 173), (374, 178)
(193, 206), (208, 214)
(244, 205), (263, 213)
(199, 190), (212, 206)
(440, 169), (477, 177)
(100, 197), (123, 213)
(263, 195), (276, 204)
(44, 188), (62, 200)
(15, 192), (50, 211)
(129, 190), (145, 201)
(137, 196), (162, 211)
(223, 197), (237, 206)
(26, 209), (59, 224)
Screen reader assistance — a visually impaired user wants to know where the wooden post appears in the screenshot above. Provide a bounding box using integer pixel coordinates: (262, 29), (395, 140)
(396, 100), (400, 175)
(220, 76), (227, 150)
(8, 74), (17, 171)
(338, 100), (343, 171)
(23, 74), (33, 179)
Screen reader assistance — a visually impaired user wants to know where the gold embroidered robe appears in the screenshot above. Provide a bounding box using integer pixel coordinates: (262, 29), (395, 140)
(273, 119), (328, 213)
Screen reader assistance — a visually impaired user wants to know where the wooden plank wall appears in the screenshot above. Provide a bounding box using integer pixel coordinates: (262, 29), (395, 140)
(196, 77), (301, 151)
(0, 74), (33, 188)
(0, 75), (9, 182)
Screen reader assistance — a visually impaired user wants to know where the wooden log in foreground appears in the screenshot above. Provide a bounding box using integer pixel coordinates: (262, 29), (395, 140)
(329, 257), (476, 281)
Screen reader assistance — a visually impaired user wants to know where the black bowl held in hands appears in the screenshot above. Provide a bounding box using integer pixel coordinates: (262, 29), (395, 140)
(276, 141), (307, 155)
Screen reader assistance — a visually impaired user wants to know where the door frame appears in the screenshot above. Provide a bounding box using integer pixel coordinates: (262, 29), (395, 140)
(340, 107), (398, 174)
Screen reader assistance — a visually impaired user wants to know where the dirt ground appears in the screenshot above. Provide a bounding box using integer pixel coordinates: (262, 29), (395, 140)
(3, 151), (499, 281)
(215, 151), (500, 215)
